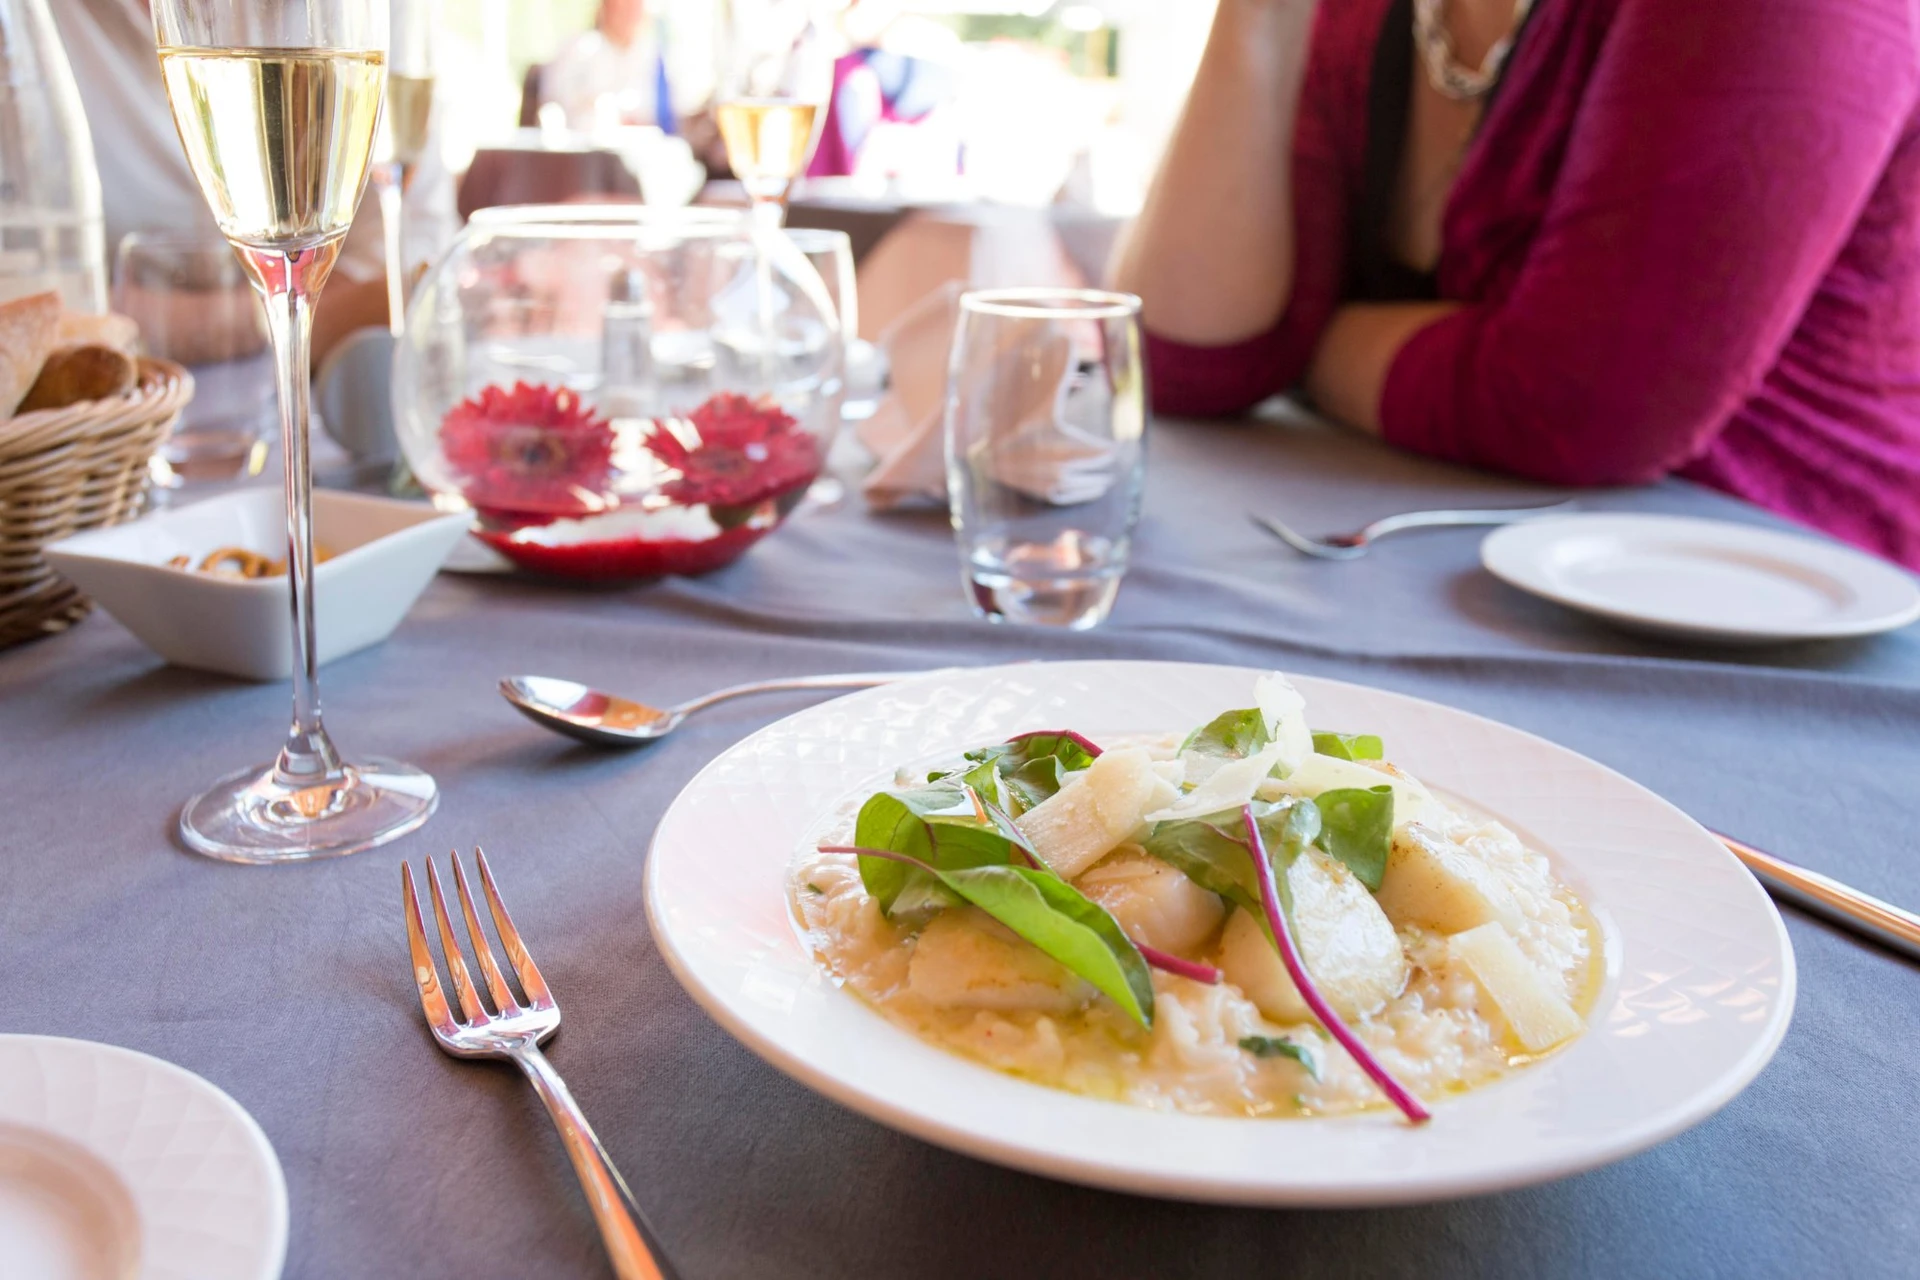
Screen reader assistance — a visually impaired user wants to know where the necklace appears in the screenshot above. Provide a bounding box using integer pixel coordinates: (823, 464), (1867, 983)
(1413, 0), (1534, 101)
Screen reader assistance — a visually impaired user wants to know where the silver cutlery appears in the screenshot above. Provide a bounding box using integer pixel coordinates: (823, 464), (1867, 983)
(402, 850), (678, 1280)
(1717, 832), (1920, 963)
(501, 669), (943, 748)
(1251, 501), (1576, 560)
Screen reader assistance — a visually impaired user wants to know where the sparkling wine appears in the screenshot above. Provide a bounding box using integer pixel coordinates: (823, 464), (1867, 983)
(384, 71), (433, 169)
(157, 47), (385, 249)
(716, 98), (820, 200)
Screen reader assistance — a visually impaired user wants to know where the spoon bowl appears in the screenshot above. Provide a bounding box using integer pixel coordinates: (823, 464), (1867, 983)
(501, 676), (682, 746)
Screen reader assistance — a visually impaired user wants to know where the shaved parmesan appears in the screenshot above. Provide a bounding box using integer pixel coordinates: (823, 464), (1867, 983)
(1146, 741), (1290, 824)
(1254, 673), (1314, 778)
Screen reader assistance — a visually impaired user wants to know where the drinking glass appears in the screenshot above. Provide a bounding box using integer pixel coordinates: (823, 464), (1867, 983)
(369, 0), (435, 335)
(786, 226), (853, 504)
(717, 0), (832, 229)
(154, 0), (437, 861)
(114, 230), (275, 484)
(944, 288), (1146, 630)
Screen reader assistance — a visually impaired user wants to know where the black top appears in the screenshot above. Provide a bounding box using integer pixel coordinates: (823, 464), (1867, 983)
(1347, 0), (1545, 303)
(1352, 0), (1442, 302)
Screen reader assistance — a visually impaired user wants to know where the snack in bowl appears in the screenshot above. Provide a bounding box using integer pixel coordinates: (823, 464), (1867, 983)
(166, 545), (337, 578)
(791, 673), (1598, 1122)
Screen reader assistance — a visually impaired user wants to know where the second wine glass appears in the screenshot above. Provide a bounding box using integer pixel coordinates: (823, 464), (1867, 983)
(154, 0), (437, 862)
(370, 0), (435, 336)
(716, 0), (833, 229)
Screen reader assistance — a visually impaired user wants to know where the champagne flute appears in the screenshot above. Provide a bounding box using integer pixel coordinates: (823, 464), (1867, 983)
(154, 0), (437, 862)
(370, 0), (435, 336)
(716, 1), (832, 230)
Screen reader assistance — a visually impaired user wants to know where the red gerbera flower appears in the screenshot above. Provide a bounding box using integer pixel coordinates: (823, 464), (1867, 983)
(440, 382), (614, 522)
(646, 393), (820, 515)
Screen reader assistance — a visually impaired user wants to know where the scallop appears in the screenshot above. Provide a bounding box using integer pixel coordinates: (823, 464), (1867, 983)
(1075, 845), (1228, 956)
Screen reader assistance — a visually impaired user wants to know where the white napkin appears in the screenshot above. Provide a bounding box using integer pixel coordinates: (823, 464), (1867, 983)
(856, 281), (962, 509)
(960, 326), (1118, 507)
(855, 209), (1110, 511)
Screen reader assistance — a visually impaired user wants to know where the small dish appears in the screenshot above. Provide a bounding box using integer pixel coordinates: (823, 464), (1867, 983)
(644, 660), (1794, 1205)
(1481, 514), (1920, 644)
(0, 1035), (286, 1280)
(44, 487), (467, 680)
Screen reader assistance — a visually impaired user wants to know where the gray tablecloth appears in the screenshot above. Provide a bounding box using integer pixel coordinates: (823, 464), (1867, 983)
(3, 413), (1916, 1279)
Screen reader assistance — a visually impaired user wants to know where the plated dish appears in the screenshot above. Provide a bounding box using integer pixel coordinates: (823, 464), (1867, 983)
(0, 1035), (286, 1280)
(791, 673), (1598, 1122)
(646, 660), (1795, 1204)
(1481, 513), (1920, 644)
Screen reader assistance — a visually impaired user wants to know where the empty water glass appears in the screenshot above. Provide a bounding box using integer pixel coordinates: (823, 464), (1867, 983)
(944, 288), (1146, 630)
(114, 230), (274, 484)
(786, 227), (857, 508)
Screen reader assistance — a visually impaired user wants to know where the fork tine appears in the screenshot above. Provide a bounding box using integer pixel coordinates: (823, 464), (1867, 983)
(473, 847), (555, 1010)
(451, 851), (523, 1016)
(401, 862), (460, 1037)
(425, 856), (491, 1025)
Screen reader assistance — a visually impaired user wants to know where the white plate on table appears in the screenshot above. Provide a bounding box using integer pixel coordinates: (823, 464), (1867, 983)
(0, 1036), (286, 1280)
(645, 660), (1795, 1206)
(1481, 513), (1920, 644)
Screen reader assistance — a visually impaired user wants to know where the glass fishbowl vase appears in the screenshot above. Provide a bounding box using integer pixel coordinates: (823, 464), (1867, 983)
(393, 206), (841, 579)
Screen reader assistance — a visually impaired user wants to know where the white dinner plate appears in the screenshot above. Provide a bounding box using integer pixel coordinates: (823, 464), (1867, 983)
(1481, 513), (1920, 644)
(645, 660), (1795, 1205)
(0, 1036), (287, 1280)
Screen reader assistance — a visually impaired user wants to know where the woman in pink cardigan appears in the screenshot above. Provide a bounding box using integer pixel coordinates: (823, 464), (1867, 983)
(1113, 0), (1920, 570)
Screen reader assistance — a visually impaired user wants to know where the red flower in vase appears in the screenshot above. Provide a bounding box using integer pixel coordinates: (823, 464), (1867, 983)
(440, 382), (614, 522)
(645, 393), (820, 517)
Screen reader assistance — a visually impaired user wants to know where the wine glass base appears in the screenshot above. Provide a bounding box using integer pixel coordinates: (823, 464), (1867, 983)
(179, 756), (437, 865)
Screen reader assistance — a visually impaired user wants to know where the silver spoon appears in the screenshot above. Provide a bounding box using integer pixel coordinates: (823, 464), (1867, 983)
(500, 670), (935, 748)
(1251, 500), (1577, 560)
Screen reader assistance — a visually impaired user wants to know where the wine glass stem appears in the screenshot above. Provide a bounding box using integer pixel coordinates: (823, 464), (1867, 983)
(749, 195), (786, 232)
(377, 163), (407, 336)
(248, 243), (344, 787)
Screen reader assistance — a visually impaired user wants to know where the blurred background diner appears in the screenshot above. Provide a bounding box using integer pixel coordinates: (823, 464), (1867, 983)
(38, 0), (1213, 454)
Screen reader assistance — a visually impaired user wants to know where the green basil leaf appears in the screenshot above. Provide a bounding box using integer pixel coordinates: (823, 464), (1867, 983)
(1180, 708), (1271, 760)
(1141, 815), (1262, 912)
(1002, 755), (1069, 812)
(1238, 1035), (1321, 1078)
(1310, 785), (1394, 891)
(1141, 798), (1322, 915)
(1311, 731), (1384, 761)
(886, 876), (961, 920)
(964, 732), (1097, 776)
(938, 864), (1155, 1026)
(959, 759), (1004, 809)
(926, 818), (1018, 870)
(852, 785), (995, 914)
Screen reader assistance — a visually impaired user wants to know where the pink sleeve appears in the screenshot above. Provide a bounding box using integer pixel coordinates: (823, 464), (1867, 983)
(1145, 9), (1356, 418)
(1381, 0), (1919, 485)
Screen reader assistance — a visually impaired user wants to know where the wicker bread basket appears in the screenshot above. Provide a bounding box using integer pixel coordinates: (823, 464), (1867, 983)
(0, 358), (193, 648)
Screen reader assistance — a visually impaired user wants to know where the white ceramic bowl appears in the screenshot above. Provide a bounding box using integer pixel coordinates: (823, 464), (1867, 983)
(44, 488), (468, 680)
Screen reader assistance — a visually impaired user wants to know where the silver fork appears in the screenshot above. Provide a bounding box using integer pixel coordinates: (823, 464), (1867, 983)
(402, 850), (678, 1280)
(1251, 500), (1576, 560)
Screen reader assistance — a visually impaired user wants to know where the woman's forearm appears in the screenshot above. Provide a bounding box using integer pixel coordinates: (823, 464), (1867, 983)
(1110, 0), (1319, 344)
(1306, 302), (1461, 433)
